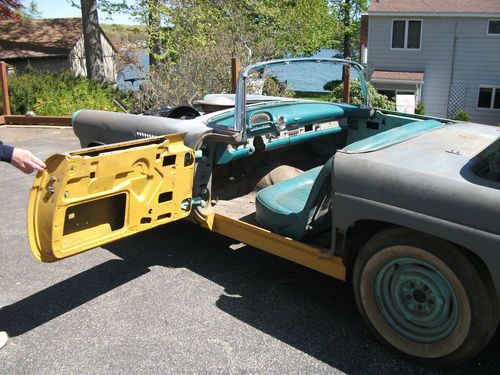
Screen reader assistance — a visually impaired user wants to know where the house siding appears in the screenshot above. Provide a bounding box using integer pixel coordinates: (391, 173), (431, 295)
(69, 34), (117, 81)
(5, 57), (71, 74)
(367, 15), (500, 125)
(452, 19), (500, 125)
(4, 33), (117, 83)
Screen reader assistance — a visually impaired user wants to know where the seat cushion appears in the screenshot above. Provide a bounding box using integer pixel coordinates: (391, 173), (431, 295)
(255, 166), (323, 239)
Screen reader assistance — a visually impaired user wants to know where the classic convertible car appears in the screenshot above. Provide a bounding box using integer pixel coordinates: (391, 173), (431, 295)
(27, 58), (500, 367)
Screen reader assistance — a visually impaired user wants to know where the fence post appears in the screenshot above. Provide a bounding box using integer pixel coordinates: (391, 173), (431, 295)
(342, 63), (351, 104)
(231, 57), (240, 94)
(0, 62), (11, 116)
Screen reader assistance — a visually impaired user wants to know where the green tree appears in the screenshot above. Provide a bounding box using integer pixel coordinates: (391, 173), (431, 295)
(146, 0), (162, 65)
(93, 1), (341, 110)
(329, 0), (368, 59)
(96, 0), (338, 62)
(80, 0), (106, 81)
(19, 0), (41, 18)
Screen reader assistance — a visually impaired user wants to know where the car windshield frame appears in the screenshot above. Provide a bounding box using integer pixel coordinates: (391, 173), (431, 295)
(233, 57), (370, 137)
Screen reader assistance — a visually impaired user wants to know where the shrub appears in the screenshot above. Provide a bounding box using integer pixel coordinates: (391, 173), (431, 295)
(415, 102), (425, 115)
(323, 79), (342, 91)
(7, 70), (129, 116)
(454, 111), (471, 122)
(262, 75), (294, 98)
(330, 80), (396, 110)
(130, 37), (257, 112)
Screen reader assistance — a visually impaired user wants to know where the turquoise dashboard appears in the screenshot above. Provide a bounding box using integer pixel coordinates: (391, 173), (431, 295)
(207, 100), (361, 165)
(208, 100), (345, 131)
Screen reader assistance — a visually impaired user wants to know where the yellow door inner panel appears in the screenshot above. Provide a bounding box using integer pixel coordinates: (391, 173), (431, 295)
(28, 134), (195, 262)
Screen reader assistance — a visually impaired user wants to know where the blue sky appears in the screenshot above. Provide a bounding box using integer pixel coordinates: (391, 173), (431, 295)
(27, 0), (138, 24)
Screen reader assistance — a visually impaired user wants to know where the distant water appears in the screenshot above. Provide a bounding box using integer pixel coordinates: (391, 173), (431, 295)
(118, 48), (340, 92)
(269, 48), (343, 92)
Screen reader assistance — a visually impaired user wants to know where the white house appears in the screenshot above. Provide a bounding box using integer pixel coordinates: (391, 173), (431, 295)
(362, 0), (500, 125)
(0, 18), (117, 82)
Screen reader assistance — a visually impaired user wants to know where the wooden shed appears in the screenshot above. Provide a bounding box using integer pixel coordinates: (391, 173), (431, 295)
(0, 18), (117, 82)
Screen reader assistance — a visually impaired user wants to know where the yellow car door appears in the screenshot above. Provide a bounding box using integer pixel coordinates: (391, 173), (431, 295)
(27, 133), (195, 262)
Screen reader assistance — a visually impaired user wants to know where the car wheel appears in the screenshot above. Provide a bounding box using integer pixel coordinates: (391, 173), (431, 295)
(353, 228), (498, 367)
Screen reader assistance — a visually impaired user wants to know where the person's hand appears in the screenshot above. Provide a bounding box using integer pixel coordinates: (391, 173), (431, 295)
(11, 148), (46, 174)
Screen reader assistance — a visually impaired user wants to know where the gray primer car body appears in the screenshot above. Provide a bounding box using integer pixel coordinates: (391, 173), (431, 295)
(72, 109), (214, 149)
(333, 122), (500, 297)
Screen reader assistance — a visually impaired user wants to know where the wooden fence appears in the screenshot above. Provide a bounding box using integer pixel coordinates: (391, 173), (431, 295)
(0, 115), (71, 126)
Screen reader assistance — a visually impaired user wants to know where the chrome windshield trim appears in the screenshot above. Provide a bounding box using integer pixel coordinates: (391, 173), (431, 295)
(232, 58), (367, 137)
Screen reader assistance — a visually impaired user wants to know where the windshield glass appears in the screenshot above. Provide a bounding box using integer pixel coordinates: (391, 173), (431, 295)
(245, 59), (366, 103)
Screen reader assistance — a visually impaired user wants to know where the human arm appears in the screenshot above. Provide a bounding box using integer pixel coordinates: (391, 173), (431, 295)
(11, 148), (46, 174)
(0, 141), (46, 174)
(0, 140), (14, 163)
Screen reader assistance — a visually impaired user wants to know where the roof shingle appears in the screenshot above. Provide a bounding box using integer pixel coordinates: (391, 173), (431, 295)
(371, 70), (425, 82)
(0, 18), (83, 59)
(368, 0), (500, 14)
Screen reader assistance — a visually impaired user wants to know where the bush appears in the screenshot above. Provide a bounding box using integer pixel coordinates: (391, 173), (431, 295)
(323, 79), (342, 91)
(262, 75), (294, 98)
(415, 102), (425, 115)
(7, 70), (129, 116)
(130, 37), (258, 112)
(454, 111), (471, 122)
(330, 80), (396, 110)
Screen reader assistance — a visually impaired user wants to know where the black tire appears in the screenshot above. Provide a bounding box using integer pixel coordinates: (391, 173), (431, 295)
(353, 228), (498, 367)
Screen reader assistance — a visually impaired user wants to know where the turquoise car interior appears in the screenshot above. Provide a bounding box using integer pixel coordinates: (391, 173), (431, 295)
(214, 125), (343, 165)
(255, 157), (333, 240)
(208, 100), (371, 129)
(343, 119), (445, 153)
(209, 101), (345, 128)
(254, 119), (447, 239)
(210, 101), (373, 165)
(346, 111), (450, 145)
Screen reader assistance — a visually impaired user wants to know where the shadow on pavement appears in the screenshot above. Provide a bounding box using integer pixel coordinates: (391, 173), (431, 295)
(1, 220), (499, 374)
(1, 260), (150, 337)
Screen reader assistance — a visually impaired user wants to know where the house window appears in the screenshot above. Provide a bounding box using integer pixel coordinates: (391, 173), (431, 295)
(488, 20), (500, 35)
(391, 20), (422, 49)
(477, 87), (500, 109)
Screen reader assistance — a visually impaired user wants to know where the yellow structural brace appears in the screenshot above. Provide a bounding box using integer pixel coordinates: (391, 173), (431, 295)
(211, 213), (346, 281)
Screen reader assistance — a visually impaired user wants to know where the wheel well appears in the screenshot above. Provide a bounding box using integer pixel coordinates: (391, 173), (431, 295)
(342, 220), (498, 301)
(342, 220), (396, 278)
(457, 243), (499, 321)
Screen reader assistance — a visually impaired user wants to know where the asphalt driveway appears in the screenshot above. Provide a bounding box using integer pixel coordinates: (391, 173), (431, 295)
(0, 126), (498, 374)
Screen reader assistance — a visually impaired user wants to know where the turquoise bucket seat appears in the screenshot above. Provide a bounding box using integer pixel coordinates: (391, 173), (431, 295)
(255, 157), (334, 240)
